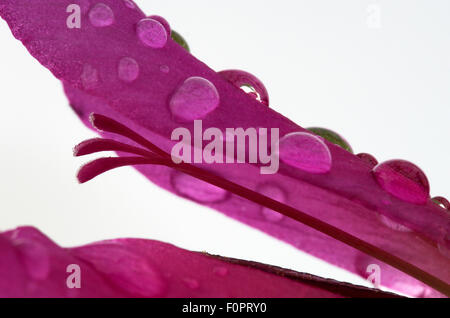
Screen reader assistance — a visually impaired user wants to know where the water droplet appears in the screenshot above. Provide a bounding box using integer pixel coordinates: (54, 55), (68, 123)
(136, 18), (168, 48)
(213, 266), (228, 277)
(171, 171), (228, 203)
(74, 244), (165, 297)
(159, 64), (170, 73)
(357, 153), (378, 168)
(171, 30), (190, 52)
(432, 196), (450, 210)
(169, 77), (220, 122)
(372, 160), (430, 205)
(183, 277), (200, 289)
(307, 127), (353, 153)
(378, 214), (412, 232)
(278, 132), (332, 174)
(149, 15), (171, 34)
(89, 3), (114, 27)
(117, 57), (139, 83)
(257, 184), (286, 222)
(219, 70), (269, 106)
(16, 241), (50, 281)
(123, 0), (136, 9)
(81, 64), (99, 89)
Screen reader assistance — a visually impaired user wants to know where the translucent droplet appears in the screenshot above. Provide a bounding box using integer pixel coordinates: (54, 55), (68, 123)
(171, 172), (228, 203)
(257, 184), (286, 222)
(219, 70), (269, 106)
(159, 64), (170, 73)
(357, 153), (378, 168)
(136, 18), (168, 48)
(432, 196), (450, 210)
(378, 214), (411, 232)
(213, 266), (228, 277)
(81, 64), (99, 89)
(149, 15), (171, 34)
(372, 160), (430, 205)
(171, 30), (190, 52)
(307, 127), (353, 153)
(278, 132), (332, 174)
(117, 57), (139, 83)
(169, 77), (220, 122)
(89, 3), (115, 27)
(123, 0), (136, 9)
(16, 241), (50, 281)
(183, 277), (200, 289)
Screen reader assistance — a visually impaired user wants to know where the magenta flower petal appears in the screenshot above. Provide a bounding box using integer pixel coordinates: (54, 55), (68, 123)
(1, 0), (448, 297)
(0, 226), (399, 298)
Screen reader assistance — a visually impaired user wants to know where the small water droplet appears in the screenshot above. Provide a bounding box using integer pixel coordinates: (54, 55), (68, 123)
(169, 77), (220, 122)
(159, 64), (170, 73)
(16, 240), (50, 281)
(171, 30), (190, 52)
(278, 132), (332, 174)
(81, 64), (99, 89)
(372, 160), (430, 204)
(123, 0), (136, 9)
(213, 266), (228, 277)
(257, 184), (286, 222)
(307, 127), (353, 153)
(183, 277), (200, 289)
(117, 57), (139, 83)
(432, 196), (450, 210)
(171, 172), (228, 203)
(136, 18), (168, 48)
(378, 214), (412, 232)
(219, 70), (269, 106)
(357, 153), (378, 168)
(89, 3), (114, 27)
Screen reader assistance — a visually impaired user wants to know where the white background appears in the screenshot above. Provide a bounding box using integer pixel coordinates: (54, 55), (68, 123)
(1, 0), (449, 290)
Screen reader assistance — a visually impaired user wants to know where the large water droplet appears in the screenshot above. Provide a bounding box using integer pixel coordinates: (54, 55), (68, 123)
(257, 184), (286, 222)
(219, 70), (269, 106)
(171, 171), (228, 203)
(81, 64), (99, 89)
(149, 15), (171, 34)
(171, 30), (190, 52)
(213, 266), (228, 277)
(169, 77), (220, 122)
(432, 196), (450, 210)
(278, 132), (332, 174)
(307, 127), (353, 153)
(136, 18), (168, 48)
(183, 277), (200, 289)
(372, 160), (430, 204)
(357, 153), (378, 168)
(89, 3), (115, 27)
(16, 241), (50, 281)
(117, 57), (139, 83)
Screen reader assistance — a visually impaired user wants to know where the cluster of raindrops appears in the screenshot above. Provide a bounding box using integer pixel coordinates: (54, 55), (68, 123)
(82, 3), (449, 245)
(84, 3), (192, 86)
